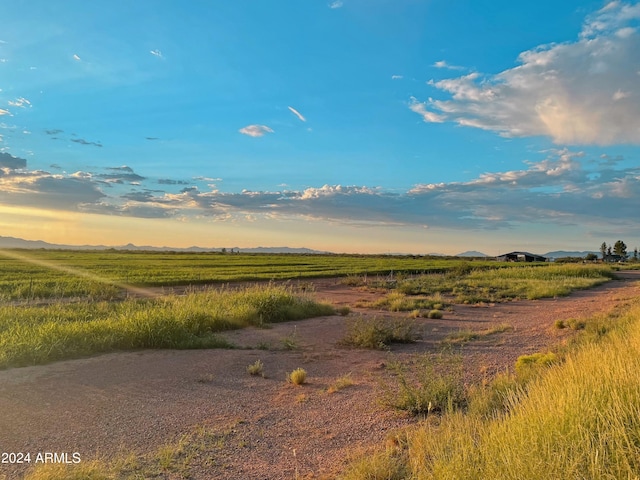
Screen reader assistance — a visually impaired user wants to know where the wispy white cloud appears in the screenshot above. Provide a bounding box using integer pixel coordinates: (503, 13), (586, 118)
(581, 1), (640, 38)
(287, 106), (306, 122)
(613, 89), (631, 100)
(329, 1), (343, 8)
(0, 109), (11, 116)
(391, 75), (404, 80)
(73, 54), (81, 61)
(433, 60), (464, 70)
(150, 49), (163, 58)
(239, 124), (274, 137)
(8, 97), (31, 108)
(408, 97), (445, 123)
(412, 2), (640, 145)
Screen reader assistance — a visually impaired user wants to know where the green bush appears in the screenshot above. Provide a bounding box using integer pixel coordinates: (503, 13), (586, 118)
(467, 372), (522, 418)
(515, 352), (558, 383)
(380, 354), (466, 415)
(340, 316), (420, 349)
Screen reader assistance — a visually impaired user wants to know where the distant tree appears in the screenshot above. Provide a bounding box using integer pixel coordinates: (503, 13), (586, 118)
(221, 247), (227, 254)
(613, 240), (627, 258)
(600, 242), (608, 260)
(585, 253), (598, 262)
(634, 247), (638, 262)
(607, 246), (612, 256)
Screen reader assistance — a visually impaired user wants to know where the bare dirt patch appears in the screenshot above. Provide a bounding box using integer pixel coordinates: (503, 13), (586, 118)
(1, 271), (639, 479)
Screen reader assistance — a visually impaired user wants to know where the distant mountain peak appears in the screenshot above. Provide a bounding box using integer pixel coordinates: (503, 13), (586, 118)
(456, 251), (488, 257)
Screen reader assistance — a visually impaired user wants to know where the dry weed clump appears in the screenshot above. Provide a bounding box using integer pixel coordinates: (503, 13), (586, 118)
(327, 374), (354, 394)
(247, 359), (265, 376)
(287, 368), (307, 385)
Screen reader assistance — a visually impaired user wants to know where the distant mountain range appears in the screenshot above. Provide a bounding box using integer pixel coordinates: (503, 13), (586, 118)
(0, 236), (600, 258)
(231, 246), (329, 254)
(0, 236), (328, 254)
(543, 250), (599, 259)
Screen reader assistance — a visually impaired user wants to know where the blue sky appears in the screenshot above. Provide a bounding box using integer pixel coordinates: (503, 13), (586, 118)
(1, 0), (639, 255)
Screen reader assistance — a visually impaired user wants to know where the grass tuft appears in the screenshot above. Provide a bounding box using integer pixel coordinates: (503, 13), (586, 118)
(380, 354), (466, 415)
(287, 368), (307, 385)
(247, 359), (264, 376)
(340, 316), (420, 350)
(327, 373), (354, 394)
(23, 461), (111, 480)
(514, 352), (558, 382)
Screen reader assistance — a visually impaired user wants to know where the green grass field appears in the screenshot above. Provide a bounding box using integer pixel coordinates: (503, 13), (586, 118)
(0, 249), (615, 302)
(0, 249), (519, 301)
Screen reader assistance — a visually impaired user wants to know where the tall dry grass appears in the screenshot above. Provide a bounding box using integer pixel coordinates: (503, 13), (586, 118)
(343, 299), (640, 479)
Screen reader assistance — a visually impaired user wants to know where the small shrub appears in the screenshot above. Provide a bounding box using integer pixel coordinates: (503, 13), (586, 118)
(567, 318), (586, 330)
(247, 359), (264, 376)
(366, 291), (444, 312)
(340, 316), (420, 350)
(380, 354), (466, 415)
(287, 368), (307, 385)
(336, 306), (351, 316)
(281, 328), (299, 350)
(427, 309), (443, 319)
(555, 319), (566, 329)
(341, 450), (408, 480)
(327, 373), (354, 394)
(442, 324), (512, 347)
(24, 462), (111, 480)
(467, 371), (522, 418)
(484, 323), (513, 335)
(196, 373), (215, 383)
(515, 352), (558, 382)
(340, 275), (367, 287)
(442, 329), (479, 345)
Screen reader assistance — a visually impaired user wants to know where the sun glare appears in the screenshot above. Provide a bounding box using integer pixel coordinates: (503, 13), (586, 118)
(0, 249), (157, 298)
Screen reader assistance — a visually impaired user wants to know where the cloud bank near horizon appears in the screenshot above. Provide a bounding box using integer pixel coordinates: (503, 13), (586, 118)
(1, 149), (638, 238)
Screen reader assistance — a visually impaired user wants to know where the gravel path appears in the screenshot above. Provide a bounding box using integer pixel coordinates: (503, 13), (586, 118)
(0, 271), (638, 479)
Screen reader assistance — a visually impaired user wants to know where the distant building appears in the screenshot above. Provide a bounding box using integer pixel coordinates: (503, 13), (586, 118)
(603, 254), (625, 263)
(496, 251), (548, 262)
